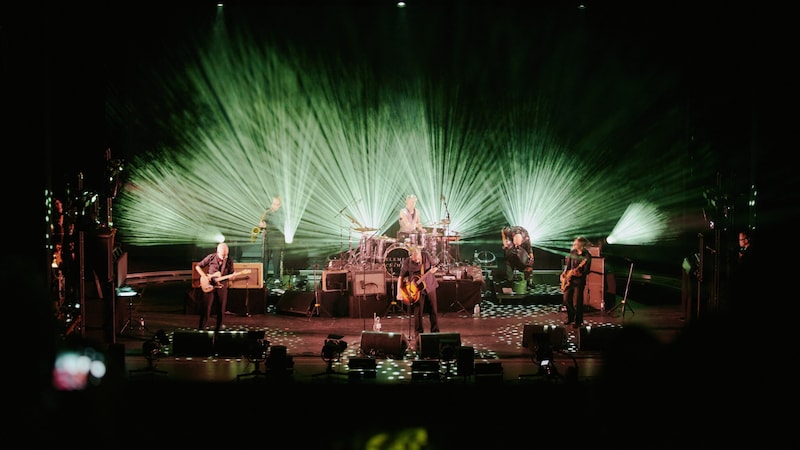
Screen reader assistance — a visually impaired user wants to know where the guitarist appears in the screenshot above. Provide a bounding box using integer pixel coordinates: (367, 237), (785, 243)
(196, 242), (235, 333)
(560, 236), (592, 328)
(396, 245), (440, 335)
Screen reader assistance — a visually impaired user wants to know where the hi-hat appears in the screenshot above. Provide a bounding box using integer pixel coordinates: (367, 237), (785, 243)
(353, 227), (378, 232)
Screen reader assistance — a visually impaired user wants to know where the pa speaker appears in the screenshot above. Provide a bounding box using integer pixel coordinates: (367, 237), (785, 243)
(360, 331), (407, 359)
(418, 332), (462, 359)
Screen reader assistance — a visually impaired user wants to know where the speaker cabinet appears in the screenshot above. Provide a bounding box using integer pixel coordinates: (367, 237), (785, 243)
(172, 331), (214, 356)
(229, 263), (263, 289)
(522, 324), (566, 351)
(360, 331), (407, 359)
(418, 332), (462, 359)
(192, 262), (264, 289)
(577, 325), (624, 351)
(276, 291), (313, 316)
(584, 257), (604, 309)
(351, 270), (387, 296)
(456, 346), (475, 376)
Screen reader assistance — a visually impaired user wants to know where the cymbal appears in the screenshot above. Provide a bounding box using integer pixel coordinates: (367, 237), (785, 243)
(375, 235), (393, 240)
(353, 227), (378, 233)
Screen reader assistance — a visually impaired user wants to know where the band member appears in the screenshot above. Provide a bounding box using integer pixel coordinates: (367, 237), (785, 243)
(397, 194), (425, 244)
(560, 236), (592, 328)
(196, 242), (234, 333)
(502, 226), (534, 286)
(396, 245), (440, 334)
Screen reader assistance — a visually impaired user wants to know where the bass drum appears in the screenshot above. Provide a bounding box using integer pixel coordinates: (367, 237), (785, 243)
(383, 244), (409, 277)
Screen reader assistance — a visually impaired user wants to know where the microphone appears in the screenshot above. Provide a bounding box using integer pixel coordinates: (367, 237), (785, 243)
(440, 194), (445, 202)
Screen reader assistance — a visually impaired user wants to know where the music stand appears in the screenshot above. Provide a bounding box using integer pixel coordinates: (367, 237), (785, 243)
(608, 260), (635, 319)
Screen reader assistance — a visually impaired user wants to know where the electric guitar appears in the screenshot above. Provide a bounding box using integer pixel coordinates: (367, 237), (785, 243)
(400, 266), (439, 304)
(560, 258), (587, 291)
(200, 269), (251, 293)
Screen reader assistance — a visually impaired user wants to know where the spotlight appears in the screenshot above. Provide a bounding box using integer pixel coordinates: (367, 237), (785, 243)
(129, 333), (169, 377)
(237, 330), (271, 381)
(143, 339), (164, 362)
(314, 336), (348, 378)
(322, 339), (347, 362)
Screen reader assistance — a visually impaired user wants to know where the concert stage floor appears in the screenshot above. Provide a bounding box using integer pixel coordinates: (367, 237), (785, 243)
(47, 270), (762, 447)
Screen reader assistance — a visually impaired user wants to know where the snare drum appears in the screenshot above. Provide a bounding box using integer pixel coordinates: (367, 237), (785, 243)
(383, 244), (409, 277)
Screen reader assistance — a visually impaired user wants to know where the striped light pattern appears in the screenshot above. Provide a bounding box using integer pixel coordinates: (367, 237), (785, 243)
(114, 4), (712, 265)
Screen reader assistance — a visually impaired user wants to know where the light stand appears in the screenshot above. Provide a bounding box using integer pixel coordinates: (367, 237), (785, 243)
(608, 259), (635, 319)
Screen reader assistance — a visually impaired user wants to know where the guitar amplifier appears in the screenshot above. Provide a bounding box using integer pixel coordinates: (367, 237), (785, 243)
(230, 263), (263, 289)
(191, 262), (263, 289)
(351, 270), (387, 296)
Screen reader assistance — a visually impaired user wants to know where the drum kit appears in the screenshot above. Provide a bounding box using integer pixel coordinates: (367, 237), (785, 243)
(327, 221), (462, 275)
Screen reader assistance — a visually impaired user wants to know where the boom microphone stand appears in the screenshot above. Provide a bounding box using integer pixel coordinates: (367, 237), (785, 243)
(608, 259), (635, 319)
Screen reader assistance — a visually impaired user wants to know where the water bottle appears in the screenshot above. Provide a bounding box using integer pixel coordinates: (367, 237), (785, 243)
(473, 303), (480, 317)
(373, 315), (381, 331)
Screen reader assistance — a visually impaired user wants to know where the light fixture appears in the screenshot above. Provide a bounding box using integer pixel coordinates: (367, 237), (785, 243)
(129, 329), (169, 377)
(312, 334), (348, 378)
(237, 330), (271, 381)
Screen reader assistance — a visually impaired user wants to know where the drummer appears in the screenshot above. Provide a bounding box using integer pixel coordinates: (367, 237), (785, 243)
(397, 194), (425, 245)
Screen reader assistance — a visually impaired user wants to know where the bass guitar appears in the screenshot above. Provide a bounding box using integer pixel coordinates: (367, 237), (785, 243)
(400, 266), (439, 305)
(201, 269), (252, 293)
(560, 258), (587, 291)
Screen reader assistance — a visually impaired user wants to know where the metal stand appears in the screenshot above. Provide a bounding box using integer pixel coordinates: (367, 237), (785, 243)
(118, 287), (147, 336)
(308, 265), (331, 318)
(384, 278), (404, 317)
(237, 359), (267, 381)
(447, 274), (468, 316)
(608, 260), (635, 319)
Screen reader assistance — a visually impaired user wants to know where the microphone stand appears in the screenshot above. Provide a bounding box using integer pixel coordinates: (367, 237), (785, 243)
(608, 259), (635, 319)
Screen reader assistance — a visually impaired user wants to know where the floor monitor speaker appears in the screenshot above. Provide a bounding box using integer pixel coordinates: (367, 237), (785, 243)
(360, 331), (407, 359)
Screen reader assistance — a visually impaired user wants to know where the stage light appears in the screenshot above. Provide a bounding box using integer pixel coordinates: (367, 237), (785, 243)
(245, 330), (269, 361)
(322, 338), (347, 361)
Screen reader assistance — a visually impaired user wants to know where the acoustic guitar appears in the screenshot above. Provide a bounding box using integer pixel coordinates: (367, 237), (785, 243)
(200, 269), (251, 293)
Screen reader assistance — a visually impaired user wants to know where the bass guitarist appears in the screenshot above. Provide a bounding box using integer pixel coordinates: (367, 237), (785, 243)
(396, 245), (440, 335)
(196, 242), (235, 333)
(560, 236), (592, 328)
